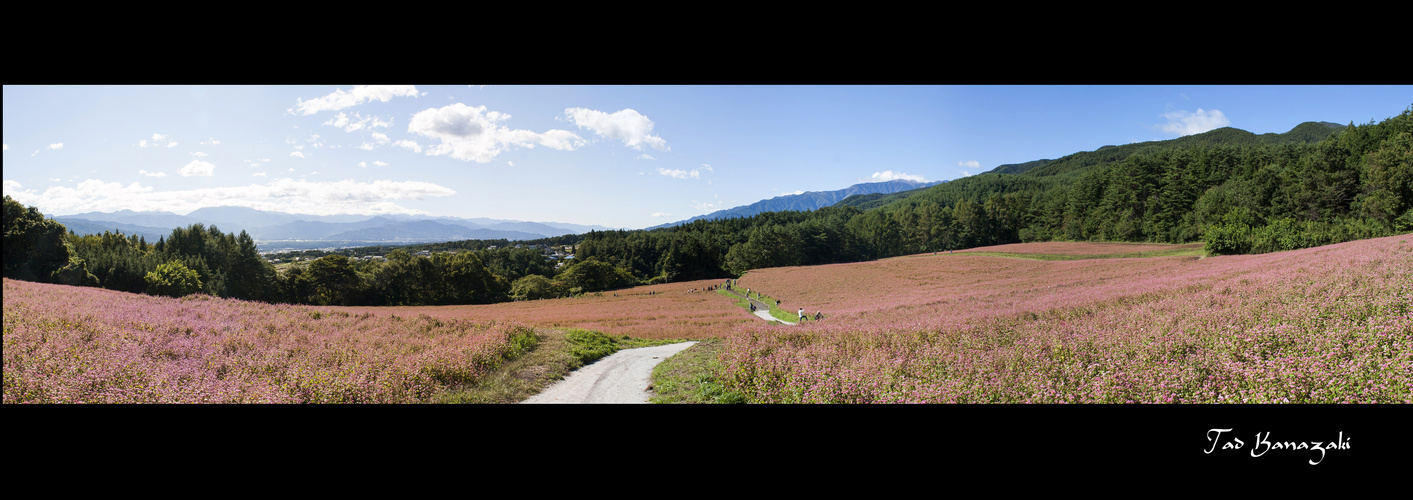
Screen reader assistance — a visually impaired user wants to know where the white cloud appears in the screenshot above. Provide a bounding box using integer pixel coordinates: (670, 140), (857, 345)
(871, 170), (926, 182)
(253, 172), (267, 177)
(191, 151), (208, 157)
(138, 169), (167, 178)
(408, 103), (585, 163)
(637, 154), (655, 160)
(374, 161), (389, 167)
(137, 133), (177, 148)
(2, 179), (24, 196)
(179, 160), (215, 177)
(48, 143), (64, 150)
(958, 160), (980, 169)
(657, 167), (699, 179)
(290, 151), (306, 158)
(1159, 108), (1230, 136)
(393, 140), (422, 153)
(291, 85), (421, 115)
(323, 112), (394, 133)
(650, 212), (671, 218)
(561, 108), (668, 151)
(22, 178), (454, 216)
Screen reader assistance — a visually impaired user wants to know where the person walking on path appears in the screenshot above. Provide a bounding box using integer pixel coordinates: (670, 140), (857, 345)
(798, 307), (805, 322)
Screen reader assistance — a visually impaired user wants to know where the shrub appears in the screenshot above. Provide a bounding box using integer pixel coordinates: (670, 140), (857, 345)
(145, 260), (203, 297)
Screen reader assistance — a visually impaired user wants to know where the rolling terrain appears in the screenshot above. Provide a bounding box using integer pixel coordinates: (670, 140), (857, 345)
(7, 234), (1408, 404)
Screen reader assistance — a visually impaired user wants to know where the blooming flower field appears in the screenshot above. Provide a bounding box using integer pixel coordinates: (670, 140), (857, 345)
(954, 241), (1204, 256)
(334, 279), (754, 340)
(722, 235), (1412, 403)
(3, 279), (533, 403)
(7, 236), (1408, 404)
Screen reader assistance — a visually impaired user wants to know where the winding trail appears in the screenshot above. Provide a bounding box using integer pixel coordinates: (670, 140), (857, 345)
(521, 341), (698, 404)
(748, 296), (796, 325)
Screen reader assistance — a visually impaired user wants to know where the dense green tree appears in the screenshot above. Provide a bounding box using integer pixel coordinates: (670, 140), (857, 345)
(306, 255), (363, 305)
(510, 274), (560, 300)
(145, 260), (203, 297)
(3, 196), (97, 285)
(556, 257), (636, 294)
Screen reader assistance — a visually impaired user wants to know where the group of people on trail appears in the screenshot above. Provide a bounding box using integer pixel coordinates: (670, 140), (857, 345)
(724, 279), (824, 323)
(796, 307), (823, 322)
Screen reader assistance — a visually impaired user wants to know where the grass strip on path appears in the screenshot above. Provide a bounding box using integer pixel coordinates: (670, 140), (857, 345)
(717, 285), (798, 324)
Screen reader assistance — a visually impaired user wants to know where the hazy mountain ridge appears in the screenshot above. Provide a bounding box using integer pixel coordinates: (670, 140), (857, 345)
(646, 179), (943, 230)
(53, 206), (616, 249)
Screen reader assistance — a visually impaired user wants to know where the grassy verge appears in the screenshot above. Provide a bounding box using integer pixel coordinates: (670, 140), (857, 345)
(429, 328), (690, 403)
(648, 339), (744, 404)
(717, 287), (797, 323)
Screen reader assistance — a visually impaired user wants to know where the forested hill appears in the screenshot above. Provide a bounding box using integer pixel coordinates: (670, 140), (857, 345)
(834, 121), (1348, 211)
(574, 108), (1408, 283)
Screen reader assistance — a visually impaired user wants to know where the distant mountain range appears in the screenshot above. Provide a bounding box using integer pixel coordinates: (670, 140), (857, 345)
(646, 179), (943, 230)
(53, 206), (618, 252)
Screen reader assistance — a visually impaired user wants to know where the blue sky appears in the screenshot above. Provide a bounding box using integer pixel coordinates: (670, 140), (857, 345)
(4, 85), (1408, 229)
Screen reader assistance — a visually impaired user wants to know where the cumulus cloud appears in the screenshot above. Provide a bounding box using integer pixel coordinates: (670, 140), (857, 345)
(561, 108), (668, 151)
(23, 178), (453, 216)
(870, 170), (926, 182)
(658, 167), (700, 179)
(291, 85), (421, 115)
(407, 103), (585, 163)
(2, 179), (24, 196)
(48, 143), (64, 150)
(290, 151), (306, 158)
(1159, 108), (1230, 136)
(138, 169), (167, 178)
(179, 160), (215, 177)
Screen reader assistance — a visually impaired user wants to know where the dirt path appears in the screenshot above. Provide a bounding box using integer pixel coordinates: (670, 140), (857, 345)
(521, 341), (698, 404)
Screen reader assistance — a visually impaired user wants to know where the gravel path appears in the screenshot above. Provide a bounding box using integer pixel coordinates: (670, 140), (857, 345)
(521, 341), (699, 404)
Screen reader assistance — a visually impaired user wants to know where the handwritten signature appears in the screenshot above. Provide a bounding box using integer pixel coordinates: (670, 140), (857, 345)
(1204, 429), (1350, 465)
